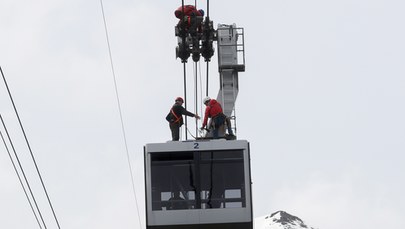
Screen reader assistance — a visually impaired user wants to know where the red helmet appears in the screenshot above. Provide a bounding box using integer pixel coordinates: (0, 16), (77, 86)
(175, 97), (184, 103)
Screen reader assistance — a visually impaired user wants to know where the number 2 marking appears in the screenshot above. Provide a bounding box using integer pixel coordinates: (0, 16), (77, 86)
(194, 143), (199, 149)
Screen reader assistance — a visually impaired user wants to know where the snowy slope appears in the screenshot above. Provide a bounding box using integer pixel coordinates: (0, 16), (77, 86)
(255, 211), (316, 229)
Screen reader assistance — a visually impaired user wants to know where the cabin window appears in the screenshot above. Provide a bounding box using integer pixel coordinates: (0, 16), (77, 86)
(150, 152), (195, 210)
(150, 150), (245, 211)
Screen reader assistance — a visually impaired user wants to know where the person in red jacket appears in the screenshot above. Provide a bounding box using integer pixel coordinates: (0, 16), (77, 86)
(174, 5), (204, 29)
(166, 97), (200, 141)
(201, 96), (234, 139)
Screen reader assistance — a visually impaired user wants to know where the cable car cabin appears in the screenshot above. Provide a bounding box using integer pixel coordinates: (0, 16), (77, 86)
(144, 140), (253, 229)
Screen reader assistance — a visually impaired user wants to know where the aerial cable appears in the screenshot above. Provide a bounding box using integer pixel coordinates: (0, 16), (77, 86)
(0, 66), (60, 228)
(98, 1), (143, 228)
(181, 0), (185, 15)
(205, 0), (210, 97)
(206, 62), (209, 97)
(194, 62), (198, 138)
(183, 63), (188, 140)
(0, 125), (43, 229)
(181, 0), (189, 141)
(0, 115), (46, 229)
(198, 61), (204, 137)
(207, 0), (210, 18)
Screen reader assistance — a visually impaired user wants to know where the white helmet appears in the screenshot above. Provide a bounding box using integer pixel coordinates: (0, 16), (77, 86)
(203, 96), (211, 105)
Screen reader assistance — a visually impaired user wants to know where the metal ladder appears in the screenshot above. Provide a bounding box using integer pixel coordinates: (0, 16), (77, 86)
(216, 24), (245, 135)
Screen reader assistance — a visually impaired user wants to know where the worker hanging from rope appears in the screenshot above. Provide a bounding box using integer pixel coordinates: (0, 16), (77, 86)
(166, 97), (200, 141)
(201, 96), (235, 139)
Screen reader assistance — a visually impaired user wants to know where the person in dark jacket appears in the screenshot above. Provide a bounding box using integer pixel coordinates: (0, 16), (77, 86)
(201, 96), (234, 139)
(167, 97), (200, 141)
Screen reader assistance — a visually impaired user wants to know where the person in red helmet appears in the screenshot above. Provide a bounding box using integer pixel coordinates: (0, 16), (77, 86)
(174, 5), (204, 28)
(166, 97), (200, 141)
(201, 96), (234, 139)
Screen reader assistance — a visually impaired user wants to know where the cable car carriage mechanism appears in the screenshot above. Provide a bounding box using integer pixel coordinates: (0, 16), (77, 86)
(145, 1), (251, 229)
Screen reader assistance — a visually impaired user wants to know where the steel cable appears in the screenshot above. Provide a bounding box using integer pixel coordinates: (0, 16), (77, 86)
(194, 62), (198, 137)
(0, 118), (44, 229)
(99, 1), (143, 228)
(1, 66), (59, 228)
(183, 63), (188, 140)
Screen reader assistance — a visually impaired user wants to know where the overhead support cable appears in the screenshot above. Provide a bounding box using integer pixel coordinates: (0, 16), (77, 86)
(194, 62), (198, 138)
(98, 1), (143, 228)
(183, 63), (188, 140)
(0, 115), (46, 229)
(199, 61), (204, 122)
(205, 0), (211, 96)
(207, 0), (210, 18)
(181, 0), (189, 140)
(1, 66), (60, 229)
(206, 62), (209, 96)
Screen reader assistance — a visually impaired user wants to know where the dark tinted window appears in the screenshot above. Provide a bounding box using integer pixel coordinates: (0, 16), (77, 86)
(150, 150), (245, 211)
(151, 152), (196, 210)
(200, 150), (245, 209)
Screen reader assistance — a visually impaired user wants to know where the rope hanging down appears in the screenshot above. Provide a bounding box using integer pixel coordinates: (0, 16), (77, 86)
(1, 66), (60, 229)
(99, 1), (143, 228)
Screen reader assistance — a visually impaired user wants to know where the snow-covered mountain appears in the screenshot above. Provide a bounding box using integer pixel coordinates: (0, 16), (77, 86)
(255, 211), (317, 229)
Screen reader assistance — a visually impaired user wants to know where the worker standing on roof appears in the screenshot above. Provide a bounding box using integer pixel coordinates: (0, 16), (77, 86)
(201, 97), (234, 139)
(166, 97), (200, 141)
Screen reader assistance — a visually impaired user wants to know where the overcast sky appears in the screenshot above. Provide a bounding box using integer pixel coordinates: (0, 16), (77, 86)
(1, 0), (405, 228)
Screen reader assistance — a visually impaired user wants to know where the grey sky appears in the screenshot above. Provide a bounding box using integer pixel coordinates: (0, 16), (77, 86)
(1, 0), (404, 228)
